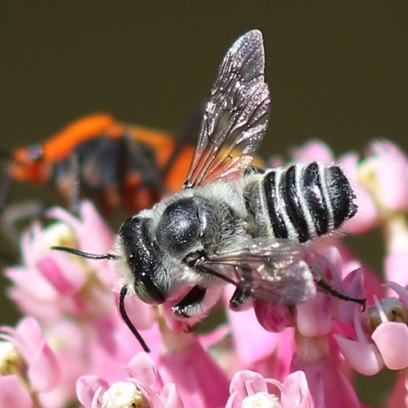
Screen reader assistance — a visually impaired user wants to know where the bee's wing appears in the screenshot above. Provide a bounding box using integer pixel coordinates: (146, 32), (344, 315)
(201, 238), (317, 305)
(184, 30), (270, 188)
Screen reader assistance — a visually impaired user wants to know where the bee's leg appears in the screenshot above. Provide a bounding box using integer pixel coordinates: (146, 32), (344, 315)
(308, 255), (366, 310)
(229, 287), (252, 311)
(229, 262), (255, 311)
(316, 278), (366, 310)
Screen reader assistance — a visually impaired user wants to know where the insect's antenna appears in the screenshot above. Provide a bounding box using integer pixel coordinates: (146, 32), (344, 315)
(51, 246), (118, 260)
(52, 246), (151, 351)
(119, 286), (150, 353)
(316, 279), (366, 311)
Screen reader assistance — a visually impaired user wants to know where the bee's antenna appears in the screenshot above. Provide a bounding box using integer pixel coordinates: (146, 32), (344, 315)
(51, 246), (119, 260)
(119, 286), (150, 353)
(52, 246), (151, 352)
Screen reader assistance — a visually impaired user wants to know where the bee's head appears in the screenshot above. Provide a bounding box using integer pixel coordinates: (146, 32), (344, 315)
(117, 216), (166, 305)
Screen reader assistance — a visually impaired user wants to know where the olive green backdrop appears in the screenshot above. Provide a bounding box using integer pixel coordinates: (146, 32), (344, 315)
(0, 3), (407, 406)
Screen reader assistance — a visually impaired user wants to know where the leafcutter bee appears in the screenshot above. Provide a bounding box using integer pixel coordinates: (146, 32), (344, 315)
(54, 30), (364, 352)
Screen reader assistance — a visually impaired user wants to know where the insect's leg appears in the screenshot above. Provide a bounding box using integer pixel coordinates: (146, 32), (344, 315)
(67, 153), (81, 216)
(229, 262), (255, 311)
(120, 132), (165, 208)
(315, 277), (366, 310)
(229, 286), (252, 311)
(1, 201), (50, 243)
(305, 251), (366, 309)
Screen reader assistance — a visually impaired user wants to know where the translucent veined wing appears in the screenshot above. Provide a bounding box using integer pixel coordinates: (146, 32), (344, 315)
(184, 30), (270, 188)
(200, 238), (317, 305)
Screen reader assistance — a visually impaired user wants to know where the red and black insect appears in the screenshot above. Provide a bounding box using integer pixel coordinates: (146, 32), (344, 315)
(2, 113), (196, 215)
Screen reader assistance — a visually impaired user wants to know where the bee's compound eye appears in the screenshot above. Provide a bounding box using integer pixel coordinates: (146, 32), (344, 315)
(119, 216), (166, 304)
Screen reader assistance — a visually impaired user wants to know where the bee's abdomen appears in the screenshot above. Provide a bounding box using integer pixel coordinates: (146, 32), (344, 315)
(245, 162), (357, 243)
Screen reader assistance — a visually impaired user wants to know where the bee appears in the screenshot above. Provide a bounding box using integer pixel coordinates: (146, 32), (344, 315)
(54, 30), (364, 352)
(2, 113), (196, 215)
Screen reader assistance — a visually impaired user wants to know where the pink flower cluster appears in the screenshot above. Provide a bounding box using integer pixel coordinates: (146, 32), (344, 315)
(1, 139), (408, 407)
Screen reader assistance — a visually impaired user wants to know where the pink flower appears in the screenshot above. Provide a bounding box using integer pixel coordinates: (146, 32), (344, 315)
(0, 376), (33, 408)
(340, 152), (379, 235)
(3, 201), (164, 405)
(37, 316), (162, 406)
(5, 201), (116, 324)
(3, 136), (408, 407)
(5, 201), (160, 350)
(226, 370), (314, 408)
(370, 285), (408, 371)
(0, 317), (61, 407)
(334, 287), (408, 377)
(289, 139), (334, 165)
(76, 353), (183, 408)
(362, 140), (408, 213)
(383, 215), (408, 286)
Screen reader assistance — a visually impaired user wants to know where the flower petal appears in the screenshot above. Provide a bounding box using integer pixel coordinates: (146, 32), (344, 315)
(127, 353), (164, 393)
(296, 294), (332, 337)
(280, 371), (314, 408)
(113, 290), (156, 331)
(372, 322), (408, 370)
(160, 383), (184, 408)
(290, 140), (333, 165)
(36, 255), (86, 296)
(254, 301), (294, 333)
(227, 370), (268, 407)
(334, 334), (384, 375)
(229, 300), (283, 364)
(76, 375), (109, 408)
(159, 337), (229, 408)
(369, 140), (408, 211)
(0, 375), (33, 408)
(28, 340), (61, 392)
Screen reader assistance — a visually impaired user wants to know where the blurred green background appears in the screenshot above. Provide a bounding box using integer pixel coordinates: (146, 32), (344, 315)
(0, 3), (407, 406)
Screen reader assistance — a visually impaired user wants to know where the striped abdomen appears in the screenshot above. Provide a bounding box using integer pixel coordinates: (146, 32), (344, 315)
(243, 162), (357, 243)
